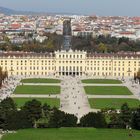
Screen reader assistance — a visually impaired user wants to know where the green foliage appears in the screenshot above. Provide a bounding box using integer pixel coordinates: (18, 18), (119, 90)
(80, 112), (107, 128)
(49, 108), (77, 128)
(98, 43), (107, 53)
(1, 34), (140, 52)
(120, 103), (132, 128)
(0, 98), (16, 111)
(22, 99), (42, 126)
(132, 106), (140, 130)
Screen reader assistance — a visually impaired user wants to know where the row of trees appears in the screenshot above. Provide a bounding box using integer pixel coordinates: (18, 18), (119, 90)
(0, 98), (140, 130)
(1, 34), (140, 53)
(0, 98), (77, 130)
(80, 103), (140, 130)
(0, 67), (8, 88)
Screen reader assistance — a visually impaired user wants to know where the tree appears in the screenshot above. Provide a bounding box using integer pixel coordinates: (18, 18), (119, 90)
(105, 109), (123, 128)
(0, 98), (16, 111)
(22, 99), (42, 127)
(49, 108), (77, 128)
(42, 103), (51, 118)
(0, 106), (6, 129)
(49, 108), (64, 128)
(46, 39), (54, 51)
(62, 113), (77, 127)
(0, 98), (17, 130)
(98, 43), (107, 53)
(3, 109), (32, 130)
(80, 112), (107, 128)
(120, 103), (132, 129)
(132, 106), (140, 130)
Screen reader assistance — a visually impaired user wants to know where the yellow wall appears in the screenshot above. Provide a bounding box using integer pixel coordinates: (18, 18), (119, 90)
(0, 50), (140, 77)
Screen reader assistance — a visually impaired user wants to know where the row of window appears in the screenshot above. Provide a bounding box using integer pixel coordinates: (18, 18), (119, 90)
(59, 66), (83, 71)
(3, 67), (54, 71)
(90, 72), (131, 76)
(59, 54), (83, 59)
(11, 72), (49, 76)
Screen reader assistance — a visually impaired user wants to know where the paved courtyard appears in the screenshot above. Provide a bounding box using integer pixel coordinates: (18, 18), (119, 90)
(60, 76), (91, 120)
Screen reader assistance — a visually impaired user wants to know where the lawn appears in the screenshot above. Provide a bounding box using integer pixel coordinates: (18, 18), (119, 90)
(21, 78), (61, 83)
(14, 85), (60, 94)
(82, 79), (122, 84)
(89, 98), (140, 109)
(84, 86), (132, 95)
(2, 128), (140, 140)
(13, 98), (60, 108)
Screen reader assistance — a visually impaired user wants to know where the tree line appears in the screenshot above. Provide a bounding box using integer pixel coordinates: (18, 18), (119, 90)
(1, 34), (140, 53)
(0, 98), (140, 130)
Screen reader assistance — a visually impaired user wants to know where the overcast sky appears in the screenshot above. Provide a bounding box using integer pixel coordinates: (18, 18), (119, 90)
(0, 0), (140, 16)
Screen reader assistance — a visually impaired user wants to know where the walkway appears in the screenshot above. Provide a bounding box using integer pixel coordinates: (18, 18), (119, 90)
(11, 94), (59, 98)
(123, 78), (140, 100)
(22, 83), (60, 86)
(60, 76), (91, 120)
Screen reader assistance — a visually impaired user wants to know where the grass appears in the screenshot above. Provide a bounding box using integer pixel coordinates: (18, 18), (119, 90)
(14, 85), (60, 94)
(84, 86), (132, 95)
(13, 98), (60, 108)
(89, 98), (140, 109)
(82, 79), (122, 84)
(21, 78), (61, 83)
(2, 128), (140, 140)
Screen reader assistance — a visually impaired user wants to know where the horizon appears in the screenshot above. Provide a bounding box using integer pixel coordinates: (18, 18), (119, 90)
(0, 0), (140, 16)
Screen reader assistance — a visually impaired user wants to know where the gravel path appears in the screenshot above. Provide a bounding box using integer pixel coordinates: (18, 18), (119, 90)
(11, 94), (60, 98)
(60, 76), (91, 121)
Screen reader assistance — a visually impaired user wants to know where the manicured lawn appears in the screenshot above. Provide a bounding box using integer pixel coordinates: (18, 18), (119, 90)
(84, 86), (132, 95)
(14, 85), (60, 94)
(13, 98), (60, 108)
(2, 128), (140, 140)
(89, 98), (140, 109)
(82, 79), (122, 84)
(21, 78), (61, 83)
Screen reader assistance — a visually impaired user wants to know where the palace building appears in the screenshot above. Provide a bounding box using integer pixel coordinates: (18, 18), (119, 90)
(0, 19), (140, 78)
(0, 50), (140, 77)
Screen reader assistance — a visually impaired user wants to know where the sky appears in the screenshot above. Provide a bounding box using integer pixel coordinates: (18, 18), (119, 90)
(0, 0), (140, 16)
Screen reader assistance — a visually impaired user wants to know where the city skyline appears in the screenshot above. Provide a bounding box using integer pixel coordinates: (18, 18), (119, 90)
(0, 0), (140, 16)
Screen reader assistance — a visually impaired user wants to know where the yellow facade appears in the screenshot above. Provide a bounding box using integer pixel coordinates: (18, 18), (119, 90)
(0, 50), (140, 77)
